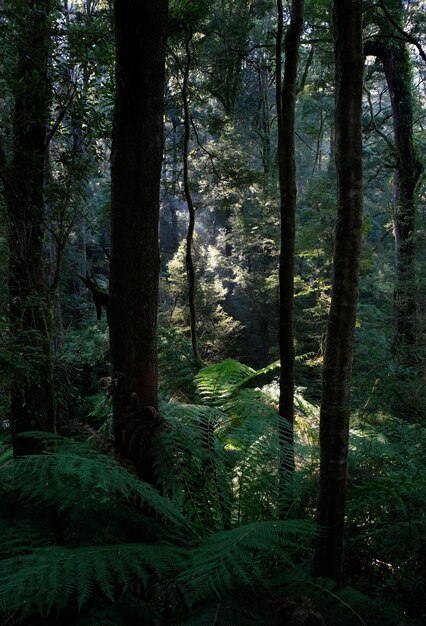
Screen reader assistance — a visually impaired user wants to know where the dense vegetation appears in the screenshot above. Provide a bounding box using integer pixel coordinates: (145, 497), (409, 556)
(0, 0), (425, 624)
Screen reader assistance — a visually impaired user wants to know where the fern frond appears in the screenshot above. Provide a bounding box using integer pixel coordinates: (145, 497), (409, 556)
(195, 359), (255, 405)
(195, 358), (280, 407)
(155, 391), (298, 527)
(155, 402), (231, 532)
(0, 518), (53, 559)
(0, 439), (194, 535)
(158, 326), (197, 400)
(0, 543), (185, 617)
(178, 520), (314, 605)
(0, 444), (12, 465)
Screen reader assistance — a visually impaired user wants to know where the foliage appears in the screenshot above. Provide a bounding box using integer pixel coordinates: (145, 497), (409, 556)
(163, 239), (242, 361)
(0, 0), (425, 622)
(0, 430), (315, 625)
(345, 416), (426, 617)
(1, 395), (423, 624)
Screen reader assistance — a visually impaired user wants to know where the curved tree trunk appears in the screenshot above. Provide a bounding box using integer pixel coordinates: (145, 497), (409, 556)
(182, 35), (202, 366)
(1, 0), (56, 456)
(314, 0), (363, 586)
(110, 0), (168, 482)
(277, 0), (304, 482)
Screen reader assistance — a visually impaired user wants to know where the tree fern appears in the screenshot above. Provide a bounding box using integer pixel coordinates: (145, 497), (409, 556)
(155, 402), (232, 532)
(1, 375), (418, 624)
(155, 376), (300, 527)
(194, 358), (279, 405)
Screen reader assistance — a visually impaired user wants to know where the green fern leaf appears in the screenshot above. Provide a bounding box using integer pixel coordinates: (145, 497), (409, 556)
(0, 440), (194, 536)
(0, 543), (185, 617)
(178, 520), (314, 605)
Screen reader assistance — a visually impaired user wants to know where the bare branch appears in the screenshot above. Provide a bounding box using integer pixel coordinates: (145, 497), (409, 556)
(363, 86), (397, 155)
(189, 115), (221, 182)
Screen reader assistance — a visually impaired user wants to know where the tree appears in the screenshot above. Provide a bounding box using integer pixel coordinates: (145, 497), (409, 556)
(276, 0), (304, 479)
(182, 34), (202, 365)
(109, 0), (168, 481)
(314, 0), (363, 585)
(0, 0), (56, 456)
(365, 1), (423, 370)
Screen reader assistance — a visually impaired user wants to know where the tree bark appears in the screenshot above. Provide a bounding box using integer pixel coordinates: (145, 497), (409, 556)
(314, 0), (363, 585)
(109, 0), (168, 482)
(370, 41), (422, 365)
(2, 0), (56, 456)
(277, 0), (304, 480)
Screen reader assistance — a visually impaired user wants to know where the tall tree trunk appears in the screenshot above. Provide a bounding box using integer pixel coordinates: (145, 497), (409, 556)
(70, 69), (89, 301)
(169, 118), (180, 255)
(1, 0), (56, 456)
(364, 0), (423, 396)
(276, 0), (304, 481)
(314, 0), (363, 585)
(109, 0), (168, 482)
(255, 57), (272, 182)
(182, 35), (202, 366)
(378, 43), (421, 365)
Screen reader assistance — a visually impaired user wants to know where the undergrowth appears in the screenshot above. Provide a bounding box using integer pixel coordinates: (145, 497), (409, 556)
(0, 358), (423, 624)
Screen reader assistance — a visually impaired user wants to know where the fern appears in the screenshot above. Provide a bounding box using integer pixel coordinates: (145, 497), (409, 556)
(178, 520), (315, 605)
(0, 436), (193, 535)
(344, 417), (426, 614)
(194, 358), (279, 405)
(155, 402), (232, 532)
(0, 519), (53, 558)
(0, 543), (185, 617)
(155, 376), (299, 528)
(1, 366), (420, 625)
(194, 359), (256, 405)
(158, 325), (197, 400)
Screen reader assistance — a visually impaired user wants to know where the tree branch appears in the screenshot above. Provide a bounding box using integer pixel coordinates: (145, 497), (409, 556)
(297, 44), (314, 94)
(378, 0), (426, 64)
(78, 272), (110, 321)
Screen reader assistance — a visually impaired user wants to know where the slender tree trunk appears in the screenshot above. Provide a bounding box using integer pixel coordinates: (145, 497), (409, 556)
(2, 0), (56, 456)
(255, 58), (272, 181)
(277, 0), (304, 481)
(44, 144), (65, 356)
(182, 35), (202, 365)
(109, 0), (168, 482)
(314, 0), (363, 585)
(71, 72), (89, 300)
(169, 119), (180, 255)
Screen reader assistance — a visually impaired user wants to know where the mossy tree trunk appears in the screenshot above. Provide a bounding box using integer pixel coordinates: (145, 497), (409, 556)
(364, 0), (423, 404)
(109, 0), (168, 482)
(374, 42), (421, 365)
(314, 0), (363, 586)
(0, 0), (56, 456)
(276, 0), (304, 481)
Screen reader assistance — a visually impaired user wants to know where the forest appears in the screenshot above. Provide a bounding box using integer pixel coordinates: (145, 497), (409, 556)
(0, 0), (425, 624)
